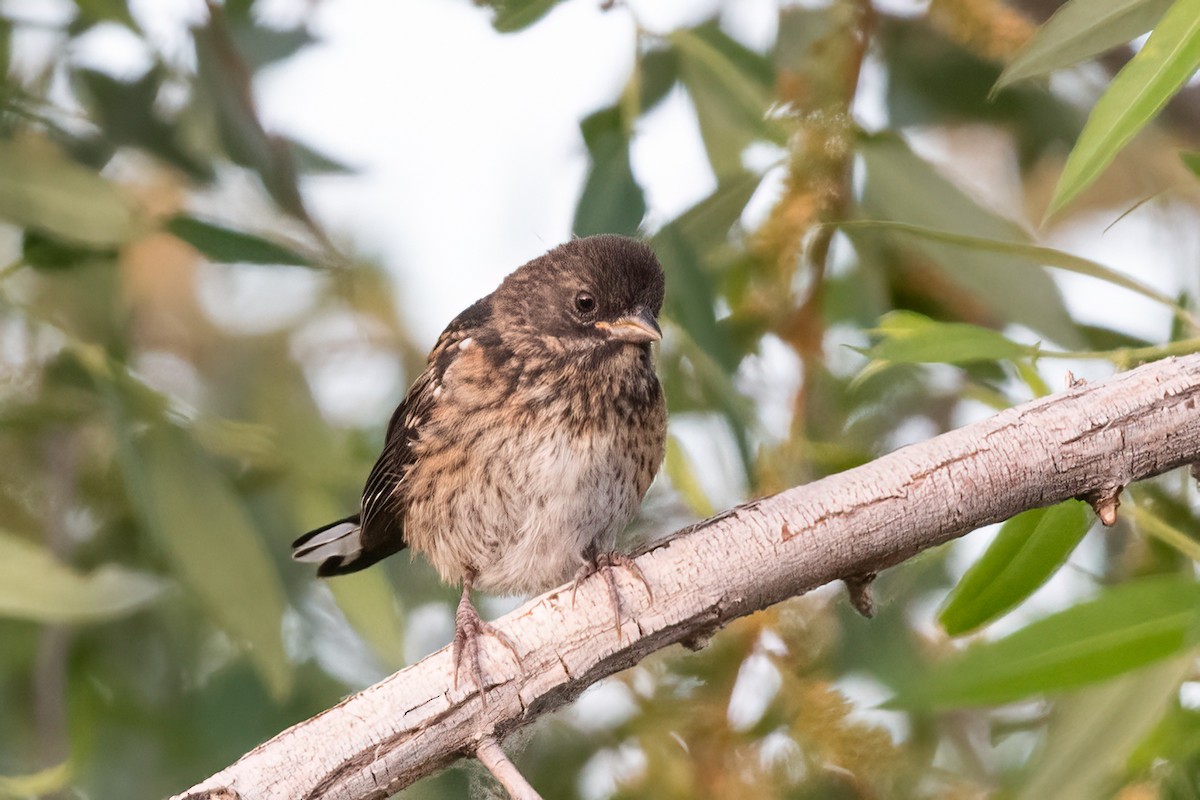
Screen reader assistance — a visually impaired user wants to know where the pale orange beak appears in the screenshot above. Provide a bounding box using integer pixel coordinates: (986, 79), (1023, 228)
(595, 308), (662, 343)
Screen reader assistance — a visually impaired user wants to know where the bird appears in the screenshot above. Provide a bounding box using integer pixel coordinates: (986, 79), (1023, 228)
(292, 234), (667, 696)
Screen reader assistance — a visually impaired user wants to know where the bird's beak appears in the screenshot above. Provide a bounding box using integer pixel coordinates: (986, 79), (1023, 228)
(595, 307), (662, 344)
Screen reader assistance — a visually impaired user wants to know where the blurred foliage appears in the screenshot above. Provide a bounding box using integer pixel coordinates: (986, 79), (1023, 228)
(3, 0), (1200, 798)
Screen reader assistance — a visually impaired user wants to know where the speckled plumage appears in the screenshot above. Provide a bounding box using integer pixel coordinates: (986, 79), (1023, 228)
(293, 235), (667, 680)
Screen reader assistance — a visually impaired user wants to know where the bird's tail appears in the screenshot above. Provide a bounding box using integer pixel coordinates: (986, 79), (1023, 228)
(292, 515), (363, 577)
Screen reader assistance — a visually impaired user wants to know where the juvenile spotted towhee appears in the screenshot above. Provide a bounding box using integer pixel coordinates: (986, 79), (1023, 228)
(293, 234), (667, 693)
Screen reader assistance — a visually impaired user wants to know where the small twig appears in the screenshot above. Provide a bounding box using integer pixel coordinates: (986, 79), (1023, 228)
(476, 737), (543, 800)
(1087, 486), (1123, 527)
(843, 573), (877, 618)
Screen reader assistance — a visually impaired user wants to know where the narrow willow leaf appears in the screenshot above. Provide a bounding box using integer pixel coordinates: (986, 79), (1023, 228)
(638, 46), (680, 113)
(671, 24), (776, 177)
(0, 139), (135, 247)
(166, 215), (315, 266)
(0, 761), (72, 798)
(939, 501), (1092, 635)
(1016, 654), (1192, 800)
(287, 137), (356, 176)
(329, 571), (406, 672)
(890, 575), (1200, 709)
(1048, 0), (1200, 216)
(573, 107), (646, 237)
(663, 326), (755, 476)
(484, 0), (560, 32)
(0, 531), (166, 624)
(1181, 150), (1200, 177)
(996, 0), (1174, 90)
(75, 0), (139, 29)
(1129, 502), (1200, 562)
(857, 137), (1083, 348)
(670, 172), (763, 255)
(838, 220), (1189, 325)
(864, 311), (1034, 365)
(117, 421), (293, 699)
(664, 435), (715, 517)
(193, 14), (309, 223)
(653, 224), (738, 372)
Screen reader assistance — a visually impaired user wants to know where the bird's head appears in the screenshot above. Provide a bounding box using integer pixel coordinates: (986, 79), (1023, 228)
(497, 235), (665, 350)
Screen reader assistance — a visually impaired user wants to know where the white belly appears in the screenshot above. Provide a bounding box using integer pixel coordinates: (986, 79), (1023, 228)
(408, 424), (641, 596)
(477, 428), (639, 594)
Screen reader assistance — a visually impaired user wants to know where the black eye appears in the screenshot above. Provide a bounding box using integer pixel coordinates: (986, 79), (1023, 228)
(574, 291), (596, 315)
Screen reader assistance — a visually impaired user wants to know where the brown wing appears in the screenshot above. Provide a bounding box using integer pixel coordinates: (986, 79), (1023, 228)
(350, 296), (495, 569)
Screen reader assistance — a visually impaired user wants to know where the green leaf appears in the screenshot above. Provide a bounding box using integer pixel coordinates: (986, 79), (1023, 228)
(671, 23), (777, 178)
(890, 575), (1200, 709)
(166, 215), (315, 266)
(0, 761), (72, 798)
(74, 0), (139, 30)
(863, 310), (1035, 365)
(0, 531), (166, 624)
(881, 17), (1081, 164)
(230, 23), (315, 70)
(117, 421), (293, 699)
(193, 11), (312, 225)
(664, 435), (715, 517)
(22, 230), (117, 271)
(1129, 501), (1200, 562)
(1181, 150), (1200, 177)
(0, 139), (136, 247)
(838, 219), (1191, 328)
(1016, 654), (1192, 800)
(481, 0), (561, 32)
(654, 223), (738, 372)
(329, 571), (406, 671)
(638, 46), (680, 113)
(1047, 0), (1200, 216)
(670, 171), (763, 255)
(996, 0), (1174, 90)
(288, 137), (356, 176)
(573, 107), (646, 237)
(939, 500), (1092, 635)
(73, 67), (214, 182)
(857, 136), (1084, 348)
(0, 19), (10, 79)
(659, 324), (755, 477)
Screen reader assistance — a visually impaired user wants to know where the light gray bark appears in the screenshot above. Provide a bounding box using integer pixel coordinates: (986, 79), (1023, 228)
(173, 353), (1200, 800)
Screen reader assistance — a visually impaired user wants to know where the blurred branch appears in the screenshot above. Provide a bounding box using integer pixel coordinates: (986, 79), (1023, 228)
(752, 0), (875, 488)
(928, 0), (1034, 62)
(171, 354), (1200, 800)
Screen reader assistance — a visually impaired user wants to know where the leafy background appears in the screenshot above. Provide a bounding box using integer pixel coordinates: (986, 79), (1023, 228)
(2, 0), (1200, 798)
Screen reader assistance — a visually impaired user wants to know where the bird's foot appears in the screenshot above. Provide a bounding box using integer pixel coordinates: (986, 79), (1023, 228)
(571, 551), (653, 641)
(452, 595), (521, 706)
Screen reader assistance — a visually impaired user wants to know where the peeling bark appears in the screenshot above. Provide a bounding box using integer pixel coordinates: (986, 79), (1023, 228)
(172, 354), (1200, 800)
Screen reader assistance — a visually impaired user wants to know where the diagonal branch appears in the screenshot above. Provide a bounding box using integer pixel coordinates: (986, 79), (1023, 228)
(173, 354), (1200, 800)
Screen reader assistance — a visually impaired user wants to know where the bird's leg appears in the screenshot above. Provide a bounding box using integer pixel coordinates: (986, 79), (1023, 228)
(571, 546), (653, 641)
(452, 569), (521, 704)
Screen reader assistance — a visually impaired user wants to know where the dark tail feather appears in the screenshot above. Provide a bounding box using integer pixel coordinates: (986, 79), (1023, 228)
(292, 514), (406, 577)
(292, 515), (363, 577)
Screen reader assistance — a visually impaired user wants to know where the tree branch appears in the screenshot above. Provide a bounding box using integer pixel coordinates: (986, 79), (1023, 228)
(173, 354), (1200, 800)
(475, 737), (543, 800)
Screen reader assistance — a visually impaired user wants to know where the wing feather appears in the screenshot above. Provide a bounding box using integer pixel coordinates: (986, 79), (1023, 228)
(354, 297), (495, 562)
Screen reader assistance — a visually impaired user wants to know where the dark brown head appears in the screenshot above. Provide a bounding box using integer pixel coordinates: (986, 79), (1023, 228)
(493, 235), (664, 349)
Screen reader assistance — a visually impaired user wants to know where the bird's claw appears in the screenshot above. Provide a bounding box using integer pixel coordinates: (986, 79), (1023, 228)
(571, 551), (653, 641)
(452, 597), (521, 708)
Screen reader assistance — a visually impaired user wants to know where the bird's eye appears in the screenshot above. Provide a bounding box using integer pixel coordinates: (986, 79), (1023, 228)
(574, 292), (596, 315)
